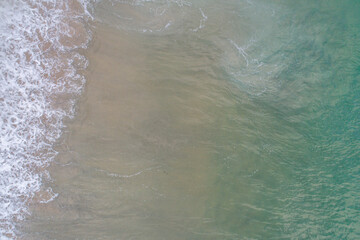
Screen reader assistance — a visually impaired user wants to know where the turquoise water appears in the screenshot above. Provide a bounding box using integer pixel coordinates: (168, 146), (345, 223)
(21, 0), (360, 239)
(203, 1), (360, 238)
(213, 1), (360, 238)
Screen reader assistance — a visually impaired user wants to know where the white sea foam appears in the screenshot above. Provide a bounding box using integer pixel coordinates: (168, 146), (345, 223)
(226, 37), (285, 96)
(0, 0), (92, 238)
(192, 8), (207, 32)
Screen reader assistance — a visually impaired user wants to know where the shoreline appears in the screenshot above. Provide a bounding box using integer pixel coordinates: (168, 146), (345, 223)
(0, 1), (92, 237)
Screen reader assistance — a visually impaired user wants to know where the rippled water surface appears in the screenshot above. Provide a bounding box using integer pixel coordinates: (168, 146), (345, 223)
(16, 0), (360, 239)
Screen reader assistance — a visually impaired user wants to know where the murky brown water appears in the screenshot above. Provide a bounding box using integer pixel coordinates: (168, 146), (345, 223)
(22, 20), (231, 239)
(19, 1), (281, 238)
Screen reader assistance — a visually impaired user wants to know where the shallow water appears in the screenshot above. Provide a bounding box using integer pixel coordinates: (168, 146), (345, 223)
(6, 0), (360, 239)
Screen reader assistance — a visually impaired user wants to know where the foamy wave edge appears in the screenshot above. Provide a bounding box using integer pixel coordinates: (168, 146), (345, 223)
(0, 0), (93, 238)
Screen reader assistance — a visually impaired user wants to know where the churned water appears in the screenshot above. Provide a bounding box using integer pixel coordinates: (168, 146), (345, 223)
(1, 0), (359, 239)
(0, 0), (92, 238)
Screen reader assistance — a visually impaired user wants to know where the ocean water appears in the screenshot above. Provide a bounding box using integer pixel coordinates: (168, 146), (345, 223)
(1, 0), (359, 239)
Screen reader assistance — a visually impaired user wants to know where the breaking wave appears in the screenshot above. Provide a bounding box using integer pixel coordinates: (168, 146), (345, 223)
(0, 0), (92, 238)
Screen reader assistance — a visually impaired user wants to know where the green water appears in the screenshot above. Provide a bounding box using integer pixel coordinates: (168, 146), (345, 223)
(24, 0), (359, 239)
(198, 1), (360, 238)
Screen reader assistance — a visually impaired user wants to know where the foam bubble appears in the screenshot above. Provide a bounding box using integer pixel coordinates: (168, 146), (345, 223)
(0, 0), (92, 238)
